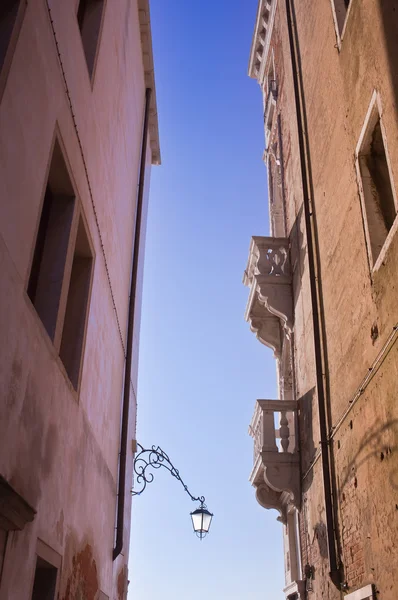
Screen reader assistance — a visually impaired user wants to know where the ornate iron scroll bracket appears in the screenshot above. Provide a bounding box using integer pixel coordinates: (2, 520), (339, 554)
(131, 443), (206, 507)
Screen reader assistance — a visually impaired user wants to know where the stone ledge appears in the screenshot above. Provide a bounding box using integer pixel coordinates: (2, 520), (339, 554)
(138, 0), (161, 165)
(0, 475), (36, 531)
(344, 584), (375, 600)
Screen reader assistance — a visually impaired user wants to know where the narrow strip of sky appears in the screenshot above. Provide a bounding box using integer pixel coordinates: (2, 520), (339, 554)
(129, 2), (285, 599)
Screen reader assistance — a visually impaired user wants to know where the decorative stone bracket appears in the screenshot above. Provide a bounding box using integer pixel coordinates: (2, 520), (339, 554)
(243, 236), (293, 357)
(248, 400), (300, 522)
(249, 0), (276, 80)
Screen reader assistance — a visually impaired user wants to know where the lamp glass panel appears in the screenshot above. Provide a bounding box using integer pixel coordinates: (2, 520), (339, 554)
(191, 511), (203, 532)
(191, 509), (213, 534)
(201, 511), (212, 532)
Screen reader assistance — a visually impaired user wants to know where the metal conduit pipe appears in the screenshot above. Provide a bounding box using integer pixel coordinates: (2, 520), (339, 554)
(284, 0), (341, 588)
(113, 87), (152, 561)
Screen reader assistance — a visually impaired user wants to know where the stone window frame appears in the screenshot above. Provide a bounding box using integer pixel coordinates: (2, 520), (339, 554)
(0, 0), (28, 102)
(26, 129), (95, 396)
(329, 0), (354, 48)
(355, 90), (398, 274)
(28, 539), (62, 600)
(344, 584), (375, 600)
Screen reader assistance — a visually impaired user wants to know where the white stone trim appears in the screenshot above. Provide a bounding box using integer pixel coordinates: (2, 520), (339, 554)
(283, 579), (306, 600)
(248, 399), (300, 517)
(259, 0), (278, 86)
(248, 0), (278, 83)
(329, 0), (355, 49)
(344, 584), (375, 600)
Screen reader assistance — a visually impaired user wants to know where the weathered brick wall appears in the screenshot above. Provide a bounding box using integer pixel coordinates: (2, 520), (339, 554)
(261, 0), (398, 598)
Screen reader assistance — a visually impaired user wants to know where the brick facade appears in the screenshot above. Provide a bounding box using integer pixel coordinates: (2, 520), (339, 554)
(246, 1), (398, 599)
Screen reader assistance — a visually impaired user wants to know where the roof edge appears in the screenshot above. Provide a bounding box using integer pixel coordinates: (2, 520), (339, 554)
(138, 0), (161, 165)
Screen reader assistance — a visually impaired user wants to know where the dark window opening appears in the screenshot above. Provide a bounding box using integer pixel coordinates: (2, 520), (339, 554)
(0, 0), (20, 73)
(28, 140), (75, 340)
(333, 0), (351, 34)
(0, 529), (7, 585)
(366, 121), (396, 231)
(77, 0), (105, 79)
(31, 556), (57, 600)
(59, 216), (93, 389)
(358, 114), (397, 265)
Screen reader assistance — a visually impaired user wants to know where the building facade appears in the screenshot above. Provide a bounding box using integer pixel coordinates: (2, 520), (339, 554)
(244, 1), (398, 600)
(0, 1), (159, 599)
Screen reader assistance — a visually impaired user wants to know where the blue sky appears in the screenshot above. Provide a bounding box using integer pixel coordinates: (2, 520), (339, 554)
(129, 1), (285, 598)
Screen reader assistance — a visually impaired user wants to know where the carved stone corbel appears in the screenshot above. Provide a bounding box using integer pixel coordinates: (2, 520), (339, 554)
(250, 316), (282, 358)
(245, 283), (283, 357)
(256, 274), (293, 333)
(263, 452), (300, 509)
(255, 483), (287, 524)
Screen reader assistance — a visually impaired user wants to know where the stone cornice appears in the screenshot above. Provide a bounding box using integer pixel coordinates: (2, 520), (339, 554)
(248, 0), (277, 83)
(0, 476), (36, 530)
(138, 0), (161, 165)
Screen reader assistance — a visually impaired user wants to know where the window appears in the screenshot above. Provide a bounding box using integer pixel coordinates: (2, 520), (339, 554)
(31, 557), (57, 600)
(332, 0), (351, 36)
(28, 138), (94, 390)
(77, 0), (105, 79)
(30, 541), (61, 600)
(0, 529), (7, 584)
(27, 142), (75, 340)
(0, 0), (26, 97)
(59, 216), (93, 388)
(0, 0), (19, 70)
(356, 93), (397, 268)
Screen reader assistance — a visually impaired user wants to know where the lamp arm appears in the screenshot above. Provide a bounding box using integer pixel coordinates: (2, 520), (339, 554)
(131, 443), (206, 506)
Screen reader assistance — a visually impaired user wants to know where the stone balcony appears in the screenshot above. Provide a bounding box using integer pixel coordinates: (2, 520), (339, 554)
(243, 236), (293, 357)
(249, 400), (300, 522)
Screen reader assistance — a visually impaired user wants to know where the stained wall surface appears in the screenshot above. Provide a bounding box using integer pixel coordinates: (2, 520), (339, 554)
(0, 1), (158, 599)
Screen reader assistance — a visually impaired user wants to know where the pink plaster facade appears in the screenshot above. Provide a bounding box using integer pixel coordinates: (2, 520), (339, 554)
(0, 1), (159, 598)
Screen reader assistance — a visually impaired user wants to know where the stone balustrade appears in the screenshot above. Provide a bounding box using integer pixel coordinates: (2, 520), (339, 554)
(248, 399), (300, 522)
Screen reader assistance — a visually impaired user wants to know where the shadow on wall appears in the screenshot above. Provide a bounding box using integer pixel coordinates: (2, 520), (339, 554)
(378, 1), (398, 115)
(290, 204), (306, 314)
(338, 418), (398, 493)
(299, 387), (317, 493)
(313, 521), (328, 559)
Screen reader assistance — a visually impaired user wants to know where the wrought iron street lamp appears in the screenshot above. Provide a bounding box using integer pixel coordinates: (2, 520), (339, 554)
(132, 443), (213, 539)
(190, 506), (213, 539)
